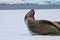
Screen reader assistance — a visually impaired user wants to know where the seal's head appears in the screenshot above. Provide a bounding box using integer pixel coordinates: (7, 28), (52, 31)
(25, 9), (35, 20)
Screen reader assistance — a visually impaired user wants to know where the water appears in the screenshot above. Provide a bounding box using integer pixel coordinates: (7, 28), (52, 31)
(0, 9), (60, 40)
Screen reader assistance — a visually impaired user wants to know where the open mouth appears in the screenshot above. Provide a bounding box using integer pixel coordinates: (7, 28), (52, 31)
(28, 9), (35, 20)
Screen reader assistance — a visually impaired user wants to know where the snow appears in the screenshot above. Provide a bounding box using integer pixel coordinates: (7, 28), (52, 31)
(0, 9), (60, 40)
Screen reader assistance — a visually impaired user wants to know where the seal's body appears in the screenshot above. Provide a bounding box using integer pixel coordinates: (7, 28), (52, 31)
(24, 9), (60, 35)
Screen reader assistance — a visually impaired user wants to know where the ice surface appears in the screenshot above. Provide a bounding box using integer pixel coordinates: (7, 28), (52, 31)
(0, 9), (60, 40)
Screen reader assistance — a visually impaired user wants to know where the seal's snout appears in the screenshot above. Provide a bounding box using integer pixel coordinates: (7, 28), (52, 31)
(30, 9), (35, 13)
(30, 9), (34, 12)
(25, 9), (35, 20)
(29, 9), (35, 15)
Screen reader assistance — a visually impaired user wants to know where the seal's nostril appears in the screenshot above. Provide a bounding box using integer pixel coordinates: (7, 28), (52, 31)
(30, 9), (34, 12)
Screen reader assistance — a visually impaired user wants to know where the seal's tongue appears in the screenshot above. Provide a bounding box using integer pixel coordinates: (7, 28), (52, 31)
(28, 9), (35, 20)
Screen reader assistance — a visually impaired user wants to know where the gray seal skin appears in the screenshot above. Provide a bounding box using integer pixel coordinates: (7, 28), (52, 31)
(24, 9), (60, 35)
